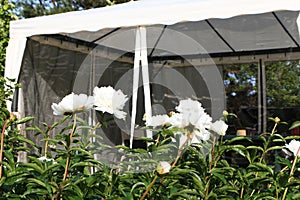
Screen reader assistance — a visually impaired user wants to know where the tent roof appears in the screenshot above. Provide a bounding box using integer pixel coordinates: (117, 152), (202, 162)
(5, 0), (300, 81)
(8, 0), (300, 38)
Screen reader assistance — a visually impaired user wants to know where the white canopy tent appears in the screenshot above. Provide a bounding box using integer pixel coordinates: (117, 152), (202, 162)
(5, 0), (300, 147)
(6, 0), (300, 80)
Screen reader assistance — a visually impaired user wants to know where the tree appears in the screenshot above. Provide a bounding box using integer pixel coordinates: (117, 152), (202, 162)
(0, 0), (17, 73)
(266, 60), (300, 107)
(12, 0), (133, 18)
(0, 0), (17, 120)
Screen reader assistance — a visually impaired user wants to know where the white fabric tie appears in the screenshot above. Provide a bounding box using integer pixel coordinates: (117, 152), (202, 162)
(130, 27), (152, 149)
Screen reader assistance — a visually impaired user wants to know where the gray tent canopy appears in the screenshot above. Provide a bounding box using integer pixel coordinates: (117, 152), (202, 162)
(5, 0), (300, 147)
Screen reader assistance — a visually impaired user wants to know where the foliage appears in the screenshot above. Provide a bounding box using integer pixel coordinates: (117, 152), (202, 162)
(224, 61), (300, 110)
(0, 0), (17, 111)
(1, 1), (300, 199)
(224, 63), (258, 113)
(266, 60), (300, 107)
(12, 0), (133, 18)
(1, 89), (300, 199)
(0, 0), (16, 72)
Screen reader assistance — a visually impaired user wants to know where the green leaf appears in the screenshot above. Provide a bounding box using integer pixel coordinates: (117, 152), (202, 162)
(224, 136), (251, 145)
(169, 189), (199, 198)
(249, 163), (274, 175)
(27, 178), (47, 189)
(13, 135), (36, 147)
(246, 146), (264, 152)
(21, 163), (44, 174)
(273, 133), (285, 140)
(284, 136), (300, 140)
(48, 181), (59, 191)
(71, 161), (97, 168)
(44, 164), (61, 174)
(265, 145), (283, 153)
(130, 182), (145, 193)
(290, 121), (300, 130)
(190, 172), (205, 192)
(218, 185), (239, 195)
(14, 116), (35, 124)
(253, 192), (276, 200)
(220, 144), (246, 157)
(210, 169), (227, 184)
(70, 147), (92, 156)
(0, 176), (6, 186)
(292, 193), (300, 199)
(63, 183), (84, 198)
(276, 172), (289, 188)
(40, 138), (60, 144)
(3, 150), (15, 167)
(22, 188), (49, 197)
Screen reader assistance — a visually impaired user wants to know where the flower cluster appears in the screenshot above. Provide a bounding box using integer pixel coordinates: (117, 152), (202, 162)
(51, 86), (128, 119)
(147, 98), (228, 145)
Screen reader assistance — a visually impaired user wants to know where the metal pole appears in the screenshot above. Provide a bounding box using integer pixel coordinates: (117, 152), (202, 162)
(258, 60), (262, 133)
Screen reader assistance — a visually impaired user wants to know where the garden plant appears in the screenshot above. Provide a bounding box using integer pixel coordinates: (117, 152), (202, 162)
(0, 82), (300, 200)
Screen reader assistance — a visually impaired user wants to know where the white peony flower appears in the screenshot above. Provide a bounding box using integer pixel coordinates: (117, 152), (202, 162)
(168, 99), (213, 146)
(210, 120), (228, 136)
(174, 99), (212, 130)
(193, 128), (211, 142)
(175, 129), (210, 149)
(284, 140), (300, 157)
(146, 114), (169, 128)
(157, 161), (171, 174)
(51, 93), (94, 115)
(175, 98), (208, 126)
(93, 86), (128, 119)
(195, 112), (212, 130)
(168, 113), (185, 128)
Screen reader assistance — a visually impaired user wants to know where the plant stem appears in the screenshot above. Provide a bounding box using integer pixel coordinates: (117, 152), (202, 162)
(260, 122), (277, 163)
(251, 121), (278, 197)
(89, 120), (102, 135)
(171, 130), (191, 168)
(240, 184), (244, 199)
(54, 114), (77, 199)
(282, 146), (300, 200)
(44, 127), (51, 157)
(140, 130), (191, 199)
(0, 119), (9, 179)
(209, 134), (217, 170)
(139, 175), (158, 200)
(63, 114), (77, 181)
(155, 134), (160, 146)
(206, 134), (217, 197)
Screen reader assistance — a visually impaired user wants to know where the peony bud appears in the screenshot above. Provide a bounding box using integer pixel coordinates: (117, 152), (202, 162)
(142, 113), (146, 122)
(223, 110), (229, 117)
(274, 117), (280, 123)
